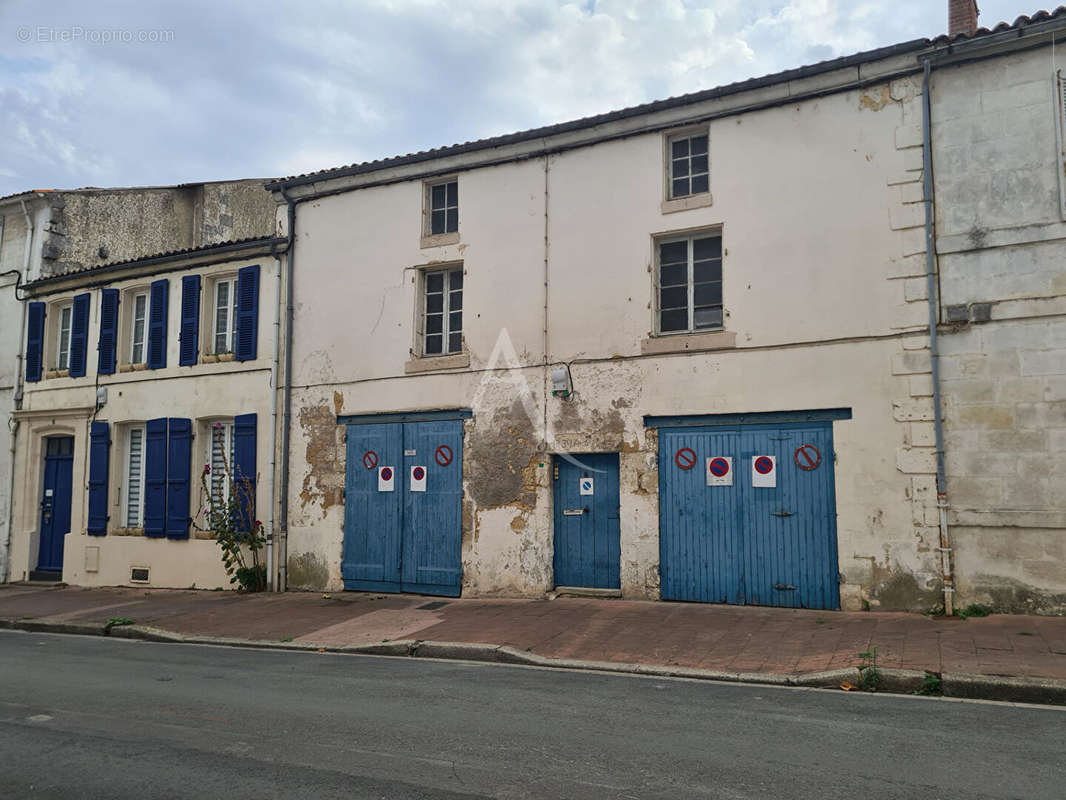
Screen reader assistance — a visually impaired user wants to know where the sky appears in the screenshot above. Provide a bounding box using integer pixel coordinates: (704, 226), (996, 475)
(0, 1), (1046, 195)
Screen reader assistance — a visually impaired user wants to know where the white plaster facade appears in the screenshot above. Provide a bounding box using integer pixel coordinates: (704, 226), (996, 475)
(272, 45), (949, 610)
(6, 239), (281, 589)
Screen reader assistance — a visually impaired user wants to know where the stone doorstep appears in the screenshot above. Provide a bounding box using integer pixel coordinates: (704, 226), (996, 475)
(5, 617), (1066, 706)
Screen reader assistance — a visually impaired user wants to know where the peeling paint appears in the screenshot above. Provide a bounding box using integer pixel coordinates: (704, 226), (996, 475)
(298, 402), (345, 518)
(858, 85), (893, 111)
(287, 551), (330, 590)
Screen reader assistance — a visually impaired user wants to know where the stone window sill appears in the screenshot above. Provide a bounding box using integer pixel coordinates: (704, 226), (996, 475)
(46, 369), (70, 379)
(420, 231), (460, 249)
(640, 329), (736, 355)
(405, 351), (470, 374)
(202, 353), (236, 363)
(111, 527), (144, 537)
(661, 192), (713, 215)
(119, 363), (148, 373)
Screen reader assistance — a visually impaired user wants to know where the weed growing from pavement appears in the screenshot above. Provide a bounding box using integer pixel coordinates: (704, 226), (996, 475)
(957, 603), (993, 620)
(105, 617), (134, 633)
(915, 671), (943, 696)
(857, 645), (881, 691)
(1017, 631), (1035, 636)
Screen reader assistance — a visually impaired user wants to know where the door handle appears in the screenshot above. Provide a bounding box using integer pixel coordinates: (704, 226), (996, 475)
(771, 510), (793, 517)
(774, 583), (797, 591)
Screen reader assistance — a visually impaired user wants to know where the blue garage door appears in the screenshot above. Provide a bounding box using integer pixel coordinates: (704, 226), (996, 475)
(659, 421), (839, 610)
(342, 419), (463, 596)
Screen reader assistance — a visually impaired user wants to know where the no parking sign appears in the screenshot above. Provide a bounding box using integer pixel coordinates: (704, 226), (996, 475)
(752, 455), (777, 488)
(706, 456), (733, 487)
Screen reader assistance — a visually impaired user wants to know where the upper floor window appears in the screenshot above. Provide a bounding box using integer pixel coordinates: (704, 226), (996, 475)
(428, 180), (458, 236)
(422, 267), (463, 356)
(212, 277), (238, 354)
(656, 232), (723, 334)
(56, 303), (73, 370)
(130, 292), (148, 364)
(668, 132), (709, 199)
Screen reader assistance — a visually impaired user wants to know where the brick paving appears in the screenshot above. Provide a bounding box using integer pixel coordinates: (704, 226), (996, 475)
(3, 584), (1066, 680)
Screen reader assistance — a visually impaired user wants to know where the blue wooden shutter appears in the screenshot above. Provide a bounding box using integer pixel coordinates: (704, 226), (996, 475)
(233, 413), (257, 532)
(235, 265), (260, 361)
(68, 292), (90, 378)
(179, 275), (201, 366)
(165, 418), (192, 539)
(87, 421), (110, 536)
(147, 279), (168, 370)
(143, 418), (168, 537)
(26, 302), (45, 382)
(97, 289), (119, 375)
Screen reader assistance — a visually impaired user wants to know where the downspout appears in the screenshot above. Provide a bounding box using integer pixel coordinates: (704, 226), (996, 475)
(265, 242), (282, 590)
(921, 58), (954, 615)
(541, 155), (550, 448)
(278, 191), (296, 592)
(2, 198), (35, 582)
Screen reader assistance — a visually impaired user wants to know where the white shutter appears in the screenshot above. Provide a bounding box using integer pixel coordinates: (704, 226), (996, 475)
(125, 428), (144, 527)
(1055, 71), (1066, 220)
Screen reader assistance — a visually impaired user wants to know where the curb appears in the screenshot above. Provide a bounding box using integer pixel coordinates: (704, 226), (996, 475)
(5, 617), (1066, 705)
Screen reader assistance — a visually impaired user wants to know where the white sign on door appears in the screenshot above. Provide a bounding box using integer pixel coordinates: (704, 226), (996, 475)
(378, 466), (395, 492)
(410, 465), (427, 492)
(751, 455), (777, 488)
(579, 477), (594, 496)
(706, 456), (733, 487)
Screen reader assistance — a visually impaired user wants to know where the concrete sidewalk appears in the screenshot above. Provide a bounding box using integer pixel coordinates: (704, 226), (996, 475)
(3, 584), (1066, 702)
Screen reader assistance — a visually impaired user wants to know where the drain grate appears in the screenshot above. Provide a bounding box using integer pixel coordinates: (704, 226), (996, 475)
(416, 601), (449, 611)
(130, 567), (150, 583)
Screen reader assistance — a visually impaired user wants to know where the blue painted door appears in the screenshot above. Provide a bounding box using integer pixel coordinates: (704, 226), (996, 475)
(342, 420), (463, 596)
(553, 454), (620, 589)
(37, 436), (74, 573)
(659, 422), (839, 610)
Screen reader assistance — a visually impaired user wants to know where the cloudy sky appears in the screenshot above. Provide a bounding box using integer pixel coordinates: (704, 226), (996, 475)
(0, 0), (1040, 195)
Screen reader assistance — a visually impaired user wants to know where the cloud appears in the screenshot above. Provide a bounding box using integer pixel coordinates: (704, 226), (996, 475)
(0, 0), (1037, 195)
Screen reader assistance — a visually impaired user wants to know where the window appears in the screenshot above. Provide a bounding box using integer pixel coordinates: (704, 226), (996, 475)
(207, 420), (235, 502)
(669, 132), (709, 199)
(124, 426), (145, 527)
(129, 293), (148, 364)
(56, 304), (73, 370)
(212, 278), (238, 354)
(422, 267), (463, 356)
(656, 233), (723, 334)
(428, 180), (458, 236)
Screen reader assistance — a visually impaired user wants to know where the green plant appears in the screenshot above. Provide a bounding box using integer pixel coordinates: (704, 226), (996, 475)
(105, 617), (134, 632)
(915, 671), (942, 696)
(195, 423), (266, 592)
(857, 645), (881, 691)
(1018, 631), (1034, 636)
(958, 603), (993, 620)
(279, 637), (293, 643)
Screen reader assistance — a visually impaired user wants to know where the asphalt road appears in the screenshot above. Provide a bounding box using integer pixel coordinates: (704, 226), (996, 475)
(0, 631), (1063, 799)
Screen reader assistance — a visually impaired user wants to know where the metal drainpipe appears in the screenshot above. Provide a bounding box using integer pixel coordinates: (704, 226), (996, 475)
(2, 198), (35, 582)
(922, 59), (954, 615)
(277, 192), (296, 592)
(265, 243), (282, 590)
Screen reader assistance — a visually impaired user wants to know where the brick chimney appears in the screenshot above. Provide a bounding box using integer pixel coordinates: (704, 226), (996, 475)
(949, 0), (979, 37)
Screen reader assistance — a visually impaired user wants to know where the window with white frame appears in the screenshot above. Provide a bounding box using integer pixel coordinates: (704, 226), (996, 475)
(212, 278), (238, 354)
(427, 180), (458, 236)
(422, 267), (463, 356)
(56, 303), (73, 370)
(656, 232), (723, 334)
(668, 132), (709, 199)
(207, 420), (235, 502)
(124, 425), (146, 527)
(129, 292), (148, 364)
